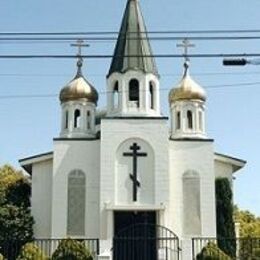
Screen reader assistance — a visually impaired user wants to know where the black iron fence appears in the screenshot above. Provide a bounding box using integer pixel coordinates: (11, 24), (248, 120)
(192, 237), (260, 259)
(113, 223), (180, 260)
(0, 238), (99, 260)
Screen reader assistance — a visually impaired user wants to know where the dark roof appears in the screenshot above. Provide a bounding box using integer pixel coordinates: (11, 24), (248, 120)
(108, 0), (158, 76)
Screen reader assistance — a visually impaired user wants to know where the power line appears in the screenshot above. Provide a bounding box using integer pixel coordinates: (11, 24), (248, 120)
(2, 29), (260, 36)
(0, 81), (259, 100)
(0, 71), (259, 78)
(0, 53), (259, 59)
(2, 36), (260, 42)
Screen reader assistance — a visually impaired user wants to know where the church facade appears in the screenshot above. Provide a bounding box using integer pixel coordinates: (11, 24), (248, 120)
(19, 0), (246, 259)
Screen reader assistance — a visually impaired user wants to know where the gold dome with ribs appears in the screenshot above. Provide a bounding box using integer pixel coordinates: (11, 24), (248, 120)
(169, 62), (206, 103)
(60, 60), (98, 104)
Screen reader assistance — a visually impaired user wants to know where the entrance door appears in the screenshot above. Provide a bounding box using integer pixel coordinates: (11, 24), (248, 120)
(113, 211), (157, 260)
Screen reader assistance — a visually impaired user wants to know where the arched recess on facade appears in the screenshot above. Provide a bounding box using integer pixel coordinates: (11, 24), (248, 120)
(67, 169), (86, 236)
(182, 170), (201, 236)
(129, 79), (140, 107)
(115, 138), (155, 204)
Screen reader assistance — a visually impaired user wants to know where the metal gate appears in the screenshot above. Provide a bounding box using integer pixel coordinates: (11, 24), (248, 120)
(113, 223), (180, 260)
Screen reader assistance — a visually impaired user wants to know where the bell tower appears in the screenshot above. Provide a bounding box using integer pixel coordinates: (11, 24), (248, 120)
(106, 0), (161, 117)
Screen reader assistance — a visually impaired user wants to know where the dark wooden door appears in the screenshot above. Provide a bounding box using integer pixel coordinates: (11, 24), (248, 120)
(113, 211), (157, 260)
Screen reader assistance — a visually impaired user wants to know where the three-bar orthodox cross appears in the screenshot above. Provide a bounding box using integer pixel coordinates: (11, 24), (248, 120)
(70, 39), (90, 76)
(71, 39), (89, 57)
(177, 38), (195, 62)
(123, 143), (147, 202)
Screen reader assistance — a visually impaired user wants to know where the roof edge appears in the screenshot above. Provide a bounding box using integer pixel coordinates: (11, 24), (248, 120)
(214, 152), (246, 173)
(19, 151), (53, 175)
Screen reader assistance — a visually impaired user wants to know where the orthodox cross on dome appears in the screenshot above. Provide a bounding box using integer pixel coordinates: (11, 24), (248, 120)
(123, 143), (147, 202)
(71, 39), (90, 76)
(177, 38), (195, 63)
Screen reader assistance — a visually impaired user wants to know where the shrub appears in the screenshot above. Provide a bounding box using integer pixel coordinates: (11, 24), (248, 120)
(196, 242), (232, 260)
(52, 239), (93, 260)
(17, 242), (48, 260)
(215, 178), (236, 257)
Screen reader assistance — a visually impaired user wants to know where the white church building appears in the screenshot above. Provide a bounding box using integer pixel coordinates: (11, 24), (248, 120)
(19, 0), (246, 259)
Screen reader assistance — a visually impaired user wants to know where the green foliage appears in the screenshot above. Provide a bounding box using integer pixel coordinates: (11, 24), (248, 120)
(196, 242), (232, 260)
(215, 178), (236, 257)
(17, 243), (49, 260)
(0, 253), (4, 260)
(0, 165), (31, 207)
(0, 165), (34, 259)
(52, 239), (93, 260)
(234, 206), (260, 237)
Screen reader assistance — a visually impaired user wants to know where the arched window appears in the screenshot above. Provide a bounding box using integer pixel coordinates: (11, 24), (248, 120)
(183, 170), (201, 235)
(74, 109), (81, 128)
(67, 170), (86, 236)
(176, 111), (181, 130)
(187, 110), (193, 129)
(113, 81), (119, 109)
(129, 79), (139, 107)
(65, 111), (69, 129)
(87, 111), (91, 130)
(149, 82), (154, 109)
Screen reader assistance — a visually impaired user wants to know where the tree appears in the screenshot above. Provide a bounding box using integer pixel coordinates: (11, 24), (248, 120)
(0, 165), (34, 259)
(234, 206), (260, 237)
(234, 206), (260, 258)
(215, 178), (236, 258)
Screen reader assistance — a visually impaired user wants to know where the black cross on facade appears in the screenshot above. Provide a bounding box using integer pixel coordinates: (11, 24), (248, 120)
(123, 143), (147, 202)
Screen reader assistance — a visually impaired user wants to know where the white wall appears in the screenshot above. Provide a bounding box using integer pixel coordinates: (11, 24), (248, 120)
(31, 159), (53, 238)
(169, 140), (216, 239)
(52, 140), (100, 238)
(100, 118), (169, 243)
(215, 160), (233, 182)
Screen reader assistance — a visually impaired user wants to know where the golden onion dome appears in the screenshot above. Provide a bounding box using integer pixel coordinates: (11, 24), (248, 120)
(169, 62), (206, 103)
(59, 60), (98, 104)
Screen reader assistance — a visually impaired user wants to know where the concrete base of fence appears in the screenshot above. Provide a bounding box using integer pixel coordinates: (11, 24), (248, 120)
(96, 250), (112, 260)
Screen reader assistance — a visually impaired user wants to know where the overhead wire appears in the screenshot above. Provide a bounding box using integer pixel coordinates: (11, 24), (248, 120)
(0, 53), (259, 59)
(2, 29), (260, 35)
(1, 81), (260, 100)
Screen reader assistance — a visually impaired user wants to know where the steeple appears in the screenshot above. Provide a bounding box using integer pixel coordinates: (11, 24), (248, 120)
(108, 0), (158, 76)
(106, 0), (161, 117)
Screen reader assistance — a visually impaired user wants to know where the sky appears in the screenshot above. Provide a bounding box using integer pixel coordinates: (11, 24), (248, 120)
(0, 0), (260, 216)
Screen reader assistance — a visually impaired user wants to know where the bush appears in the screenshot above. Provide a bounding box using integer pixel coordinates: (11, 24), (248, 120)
(51, 239), (93, 260)
(17, 243), (48, 260)
(196, 242), (232, 260)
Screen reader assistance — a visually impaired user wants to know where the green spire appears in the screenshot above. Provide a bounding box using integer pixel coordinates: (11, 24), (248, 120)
(108, 0), (158, 76)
